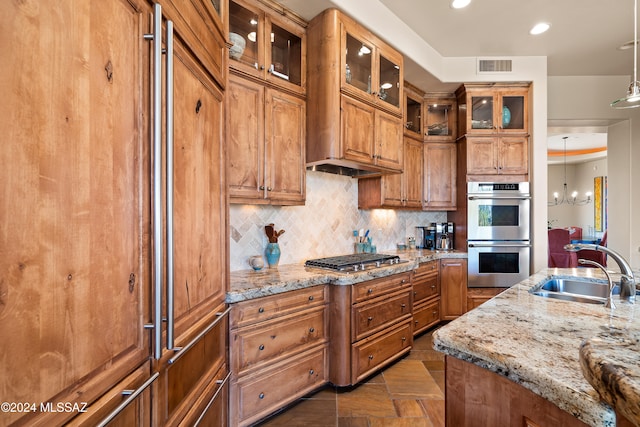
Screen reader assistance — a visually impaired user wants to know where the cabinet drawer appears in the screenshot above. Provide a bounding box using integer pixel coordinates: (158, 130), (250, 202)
(352, 273), (411, 303)
(352, 321), (412, 383)
(177, 365), (229, 427)
(230, 286), (327, 328)
(413, 260), (438, 279)
(352, 290), (412, 341)
(231, 306), (328, 375)
(234, 346), (327, 426)
(166, 310), (228, 422)
(413, 299), (440, 336)
(413, 273), (439, 305)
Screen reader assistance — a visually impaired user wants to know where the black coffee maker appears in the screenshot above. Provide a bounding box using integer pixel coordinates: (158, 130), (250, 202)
(416, 225), (437, 250)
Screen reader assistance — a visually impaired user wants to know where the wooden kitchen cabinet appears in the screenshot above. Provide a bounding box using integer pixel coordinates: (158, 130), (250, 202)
(341, 94), (404, 171)
(228, 0), (306, 95)
(227, 73), (306, 205)
(358, 135), (423, 209)
(446, 356), (590, 427)
(424, 95), (457, 141)
(440, 259), (468, 320)
(329, 273), (413, 386)
(340, 15), (403, 115)
(229, 286), (329, 426)
(358, 82), (423, 209)
(464, 136), (528, 176)
(404, 83), (424, 138)
(412, 261), (441, 336)
(153, 2), (228, 423)
(0, 0), (229, 425)
(467, 287), (508, 311)
(306, 8), (404, 175)
(457, 83), (529, 136)
(424, 142), (457, 210)
(456, 83), (530, 180)
(0, 2), (153, 425)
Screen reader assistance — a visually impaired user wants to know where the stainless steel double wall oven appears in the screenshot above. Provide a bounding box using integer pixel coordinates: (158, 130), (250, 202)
(467, 182), (531, 287)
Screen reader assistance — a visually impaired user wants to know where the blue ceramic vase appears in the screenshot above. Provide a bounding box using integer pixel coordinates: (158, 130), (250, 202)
(502, 106), (511, 127)
(265, 243), (281, 267)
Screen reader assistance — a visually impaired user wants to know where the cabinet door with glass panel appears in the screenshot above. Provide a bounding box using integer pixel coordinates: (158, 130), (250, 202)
(424, 96), (457, 141)
(340, 21), (402, 115)
(229, 0), (306, 94)
(404, 82), (424, 139)
(463, 86), (528, 135)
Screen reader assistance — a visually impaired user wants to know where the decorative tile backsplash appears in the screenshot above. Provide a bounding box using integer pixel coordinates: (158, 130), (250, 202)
(229, 170), (446, 271)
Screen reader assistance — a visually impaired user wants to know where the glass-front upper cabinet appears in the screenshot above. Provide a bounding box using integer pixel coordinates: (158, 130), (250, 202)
(404, 83), (424, 138)
(269, 22), (303, 87)
(344, 32), (374, 94)
(229, 0), (306, 93)
(378, 54), (400, 110)
(464, 86), (529, 134)
(425, 97), (456, 141)
(229, 1), (261, 72)
(405, 94), (422, 136)
(342, 23), (403, 115)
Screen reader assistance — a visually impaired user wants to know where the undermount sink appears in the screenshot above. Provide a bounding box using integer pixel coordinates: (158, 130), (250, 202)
(531, 278), (612, 304)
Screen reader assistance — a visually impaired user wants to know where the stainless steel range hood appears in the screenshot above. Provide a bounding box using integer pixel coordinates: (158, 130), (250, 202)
(306, 159), (401, 178)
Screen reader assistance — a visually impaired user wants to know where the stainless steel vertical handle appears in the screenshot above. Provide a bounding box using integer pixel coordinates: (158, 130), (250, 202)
(146, 2), (163, 361)
(143, 3), (174, 358)
(166, 19), (175, 351)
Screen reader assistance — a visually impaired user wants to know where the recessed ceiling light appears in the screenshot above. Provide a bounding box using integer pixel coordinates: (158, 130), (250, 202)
(451, 0), (471, 9)
(530, 23), (550, 35)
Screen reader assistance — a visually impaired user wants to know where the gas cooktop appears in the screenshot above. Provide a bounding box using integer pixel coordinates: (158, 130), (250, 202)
(304, 253), (402, 272)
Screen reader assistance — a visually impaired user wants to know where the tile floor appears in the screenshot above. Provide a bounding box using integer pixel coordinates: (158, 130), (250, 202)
(255, 327), (445, 427)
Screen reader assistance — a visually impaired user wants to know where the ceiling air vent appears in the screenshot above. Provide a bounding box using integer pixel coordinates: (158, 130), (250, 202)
(477, 59), (513, 73)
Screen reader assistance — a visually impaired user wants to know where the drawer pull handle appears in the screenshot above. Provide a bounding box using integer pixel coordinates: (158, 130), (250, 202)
(309, 327), (315, 333)
(415, 320), (419, 325)
(431, 285), (436, 290)
(309, 369), (315, 375)
(368, 354), (374, 360)
(95, 372), (159, 427)
(433, 310), (437, 315)
(168, 307), (230, 365)
(401, 279), (406, 283)
(259, 392), (265, 399)
(308, 295), (314, 301)
(367, 316), (373, 322)
(401, 304), (406, 308)
(367, 288), (373, 294)
(401, 336), (406, 342)
(259, 344), (265, 351)
(413, 291), (417, 296)
(258, 307), (264, 313)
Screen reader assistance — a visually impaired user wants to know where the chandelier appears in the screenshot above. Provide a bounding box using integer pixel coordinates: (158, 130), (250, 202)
(548, 137), (592, 206)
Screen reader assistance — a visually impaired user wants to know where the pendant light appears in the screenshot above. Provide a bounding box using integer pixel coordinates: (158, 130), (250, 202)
(612, 0), (640, 108)
(548, 137), (592, 206)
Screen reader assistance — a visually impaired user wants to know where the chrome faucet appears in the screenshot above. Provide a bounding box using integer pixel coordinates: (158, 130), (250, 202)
(564, 243), (636, 303)
(578, 259), (615, 309)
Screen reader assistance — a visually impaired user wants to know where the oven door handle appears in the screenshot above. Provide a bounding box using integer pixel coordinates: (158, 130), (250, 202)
(468, 195), (531, 200)
(468, 242), (532, 248)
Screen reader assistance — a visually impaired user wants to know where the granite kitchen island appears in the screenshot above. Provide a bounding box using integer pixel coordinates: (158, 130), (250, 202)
(433, 268), (640, 427)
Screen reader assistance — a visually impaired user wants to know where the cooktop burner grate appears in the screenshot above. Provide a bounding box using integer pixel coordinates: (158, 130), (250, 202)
(304, 253), (401, 272)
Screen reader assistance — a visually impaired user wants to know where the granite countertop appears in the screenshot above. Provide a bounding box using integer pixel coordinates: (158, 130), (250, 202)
(227, 249), (467, 303)
(433, 267), (640, 427)
(580, 331), (640, 426)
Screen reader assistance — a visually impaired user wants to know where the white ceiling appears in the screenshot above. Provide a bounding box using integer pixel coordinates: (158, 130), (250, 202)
(278, 0), (626, 157)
